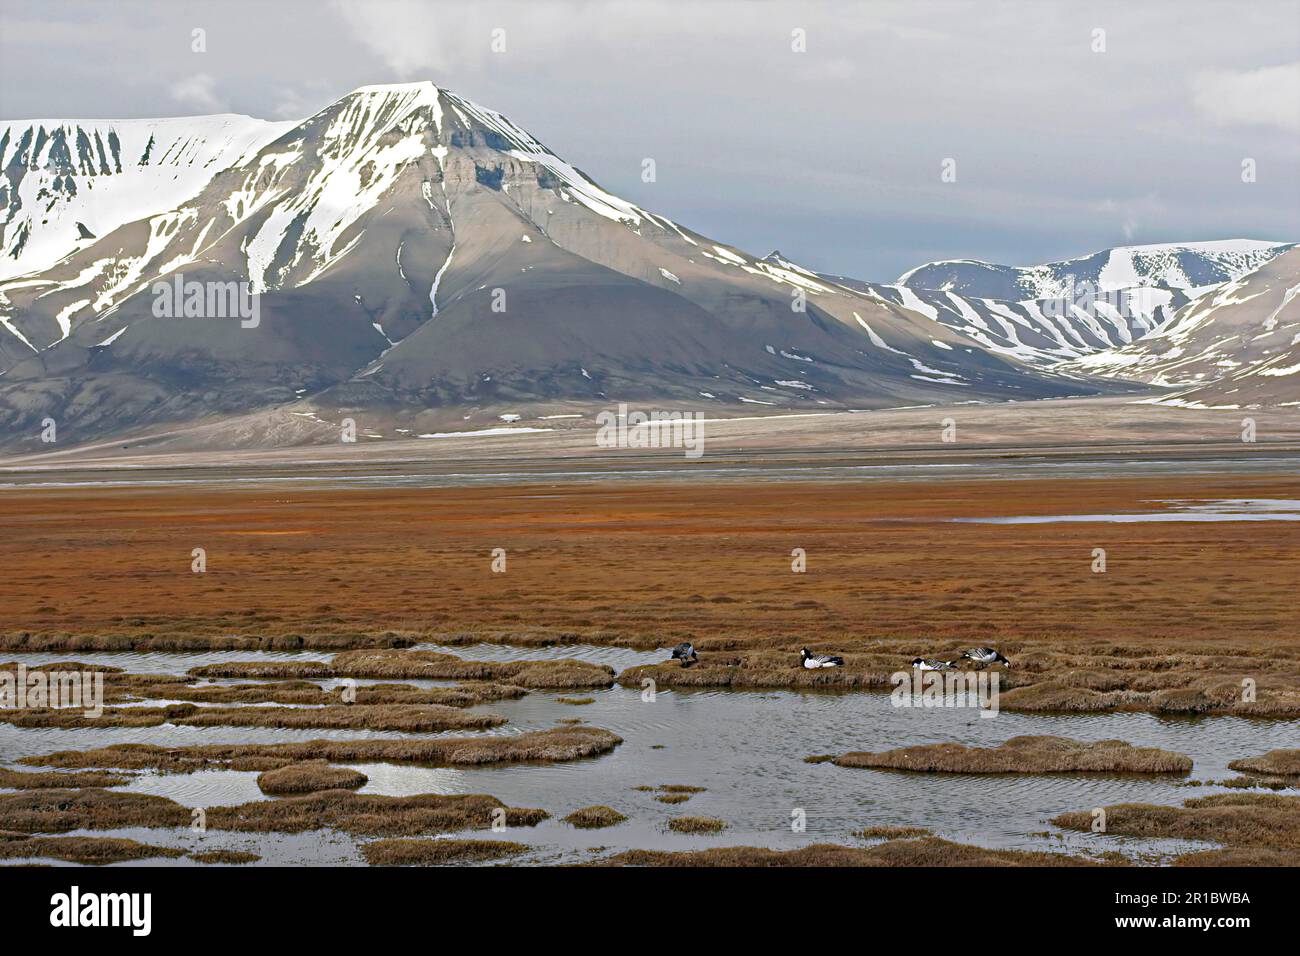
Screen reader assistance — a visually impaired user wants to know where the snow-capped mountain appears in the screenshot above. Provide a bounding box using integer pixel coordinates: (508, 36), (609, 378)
(822, 273), (1172, 366)
(818, 242), (1295, 368)
(0, 115), (294, 281)
(897, 241), (1294, 301)
(1069, 247), (1300, 407)
(0, 82), (1109, 449)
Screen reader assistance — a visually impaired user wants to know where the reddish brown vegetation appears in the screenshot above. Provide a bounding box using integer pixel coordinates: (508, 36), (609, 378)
(0, 476), (1295, 652)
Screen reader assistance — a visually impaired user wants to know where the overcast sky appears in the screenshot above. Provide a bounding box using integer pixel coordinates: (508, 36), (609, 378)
(3, 0), (1298, 279)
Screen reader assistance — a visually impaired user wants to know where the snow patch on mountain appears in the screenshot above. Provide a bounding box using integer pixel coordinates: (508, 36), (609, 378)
(0, 114), (293, 280)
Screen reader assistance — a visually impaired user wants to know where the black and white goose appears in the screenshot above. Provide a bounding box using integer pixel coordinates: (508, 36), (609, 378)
(910, 657), (957, 671)
(801, 648), (844, 669)
(670, 642), (698, 667)
(961, 647), (1011, 668)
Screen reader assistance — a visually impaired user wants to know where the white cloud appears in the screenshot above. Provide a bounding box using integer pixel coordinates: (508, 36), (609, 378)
(270, 87), (308, 119)
(806, 57), (857, 81)
(1191, 62), (1300, 132)
(330, 0), (449, 75)
(169, 72), (225, 112)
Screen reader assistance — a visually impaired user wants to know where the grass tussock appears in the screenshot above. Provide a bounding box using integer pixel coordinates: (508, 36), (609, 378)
(563, 806), (627, 829)
(637, 784), (704, 804)
(833, 736), (1191, 774)
(859, 826), (931, 839)
(187, 662), (333, 679)
(361, 838), (528, 865)
(601, 837), (1102, 867)
(0, 835), (185, 865)
(256, 761), (368, 795)
(137, 680), (525, 708)
(0, 789), (190, 833)
(668, 816), (726, 833)
(23, 726), (623, 773)
(996, 683), (1131, 713)
(1053, 793), (1300, 854)
(175, 703), (504, 732)
(190, 850), (260, 864)
(207, 791), (548, 836)
(990, 668), (1299, 719)
(328, 650), (616, 688)
(1229, 749), (1300, 778)
(186, 651), (614, 688)
(556, 696), (594, 705)
(0, 660), (121, 673)
(1172, 847), (1300, 867)
(1216, 775), (1293, 790)
(617, 660), (893, 691)
(0, 786), (547, 839)
(0, 768), (128, 789)
(0, 702), (506, 732)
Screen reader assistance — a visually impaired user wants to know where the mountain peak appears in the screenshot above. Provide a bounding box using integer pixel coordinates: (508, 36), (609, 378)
(350, 80), (442, 96)
(342, 81), (445, 112)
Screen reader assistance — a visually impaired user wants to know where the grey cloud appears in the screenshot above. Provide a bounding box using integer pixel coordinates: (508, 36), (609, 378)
(1, 0), (1295, 279)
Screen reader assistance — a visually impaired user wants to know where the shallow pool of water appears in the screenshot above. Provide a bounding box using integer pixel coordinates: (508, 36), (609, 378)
(5, 648), (334, 675)
(954, 498), (1300, 524)
(2, 645), (1296, 866)
(416, 642), (664, 671)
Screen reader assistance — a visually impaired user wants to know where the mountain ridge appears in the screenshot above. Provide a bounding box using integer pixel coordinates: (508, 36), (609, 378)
(0, 81), (1107, 451)
(5, 80), (1294, 452)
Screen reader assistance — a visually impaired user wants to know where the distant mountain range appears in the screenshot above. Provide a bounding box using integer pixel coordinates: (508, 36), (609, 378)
(0, 82), (1294, 451)
(897, 241), (1291, 301)
(820, 240), (1295, 367)
(1070, 246), (1300, 409)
